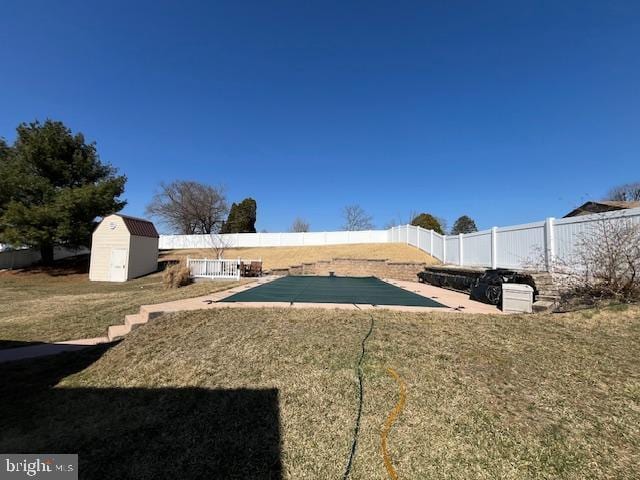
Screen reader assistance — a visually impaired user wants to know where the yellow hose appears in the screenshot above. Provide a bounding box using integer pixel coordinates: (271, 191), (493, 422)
(381, 367), (407, 480)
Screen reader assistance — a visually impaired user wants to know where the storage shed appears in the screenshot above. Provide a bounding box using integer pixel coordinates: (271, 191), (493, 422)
(89, 214), (159, 282)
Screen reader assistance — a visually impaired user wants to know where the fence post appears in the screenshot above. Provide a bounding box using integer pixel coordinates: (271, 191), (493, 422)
(545, 217), (555, 271)
(491, 227), (498, 269)
(430, 229), (433, 255)
(443, 235), (447, 263)
(459, 233), (464, 266)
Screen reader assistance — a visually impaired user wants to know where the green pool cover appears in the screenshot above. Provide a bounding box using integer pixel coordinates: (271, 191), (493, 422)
(219, 276), (446, 307)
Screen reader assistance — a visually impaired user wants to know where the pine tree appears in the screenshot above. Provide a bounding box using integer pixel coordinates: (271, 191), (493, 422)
(451, 215), (478, 235)
(0, 120), (126, 264)
(410, 213), (444, 234)
(221, 198), (257, 233)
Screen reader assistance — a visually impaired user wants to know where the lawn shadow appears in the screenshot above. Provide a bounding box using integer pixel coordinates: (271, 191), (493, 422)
(0, 346), (282, 479)
(0, 339), (46, 350)
(3, 254), (90, 277)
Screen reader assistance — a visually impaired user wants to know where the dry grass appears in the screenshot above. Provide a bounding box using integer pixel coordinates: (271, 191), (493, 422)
(162, 242), (438, 270)
(1, 305), (637, 478)
(162, 262), (192, 288)
(0, 270), (245, 345)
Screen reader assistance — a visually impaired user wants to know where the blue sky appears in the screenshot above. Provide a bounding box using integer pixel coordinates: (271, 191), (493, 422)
(1, 1), (639, 233)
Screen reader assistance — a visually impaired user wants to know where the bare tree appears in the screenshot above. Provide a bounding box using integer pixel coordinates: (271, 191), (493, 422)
(606, 182), (640, 202)
(342, 204), (374, 231)
(436, 216), (448, 235)
(208, 232), (231, 259)
(146, 181), (228, 234)
(290, 217), (310, 232)
(384, 220), (399, 229)
(553, 217), (640, 305)
(386, 210), (418, 228)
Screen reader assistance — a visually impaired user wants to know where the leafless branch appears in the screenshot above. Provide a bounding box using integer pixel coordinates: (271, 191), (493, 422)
(342, 205), (374, 231)
(290, 217), (310, 232)
(146, 181), (228, 234)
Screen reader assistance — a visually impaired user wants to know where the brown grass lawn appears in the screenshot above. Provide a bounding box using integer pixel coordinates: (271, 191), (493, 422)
(1, 305), (638, 479)
(0, 270), (244, 345)
(162, 242), (438, 270)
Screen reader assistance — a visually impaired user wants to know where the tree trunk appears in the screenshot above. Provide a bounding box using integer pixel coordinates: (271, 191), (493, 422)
(40, 244), (54, 266)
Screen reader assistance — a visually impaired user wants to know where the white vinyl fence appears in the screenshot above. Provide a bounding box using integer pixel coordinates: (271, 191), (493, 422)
(187, 258), (241, 280)
(161, 207), (640, 273)
(391, 207), (640, 271)
(159, 229), (390, 249)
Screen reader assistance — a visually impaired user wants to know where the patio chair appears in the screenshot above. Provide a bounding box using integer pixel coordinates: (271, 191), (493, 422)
(247, 261), (262, 277)
(239, 261), (249, 277)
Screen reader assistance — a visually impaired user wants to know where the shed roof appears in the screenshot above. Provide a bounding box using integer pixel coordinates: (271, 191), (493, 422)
(111, 214), (159, 238)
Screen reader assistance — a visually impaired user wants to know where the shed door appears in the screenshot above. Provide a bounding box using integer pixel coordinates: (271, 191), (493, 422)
(109, 248), (127, 282)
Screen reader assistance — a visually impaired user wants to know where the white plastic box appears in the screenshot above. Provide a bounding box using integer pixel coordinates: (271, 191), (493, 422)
(501, 283), (534, 313)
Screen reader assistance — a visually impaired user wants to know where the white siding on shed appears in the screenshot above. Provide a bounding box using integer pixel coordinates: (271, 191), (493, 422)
(127, 235), (159, 279)
(89, 215), (130, 281)
(89, 214), (159, 282)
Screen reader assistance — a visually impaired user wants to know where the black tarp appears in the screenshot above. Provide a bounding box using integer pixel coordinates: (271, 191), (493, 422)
(469, 269), (538, 306)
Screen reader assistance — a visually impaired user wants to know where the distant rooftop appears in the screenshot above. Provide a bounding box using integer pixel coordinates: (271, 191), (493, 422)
(564, 200), (640, 218)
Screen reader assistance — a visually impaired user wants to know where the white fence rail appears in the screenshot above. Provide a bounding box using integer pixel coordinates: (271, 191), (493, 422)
(187, 258), (241, 280)
(162, 207), (640, 272)
(159, 229), (390, 250)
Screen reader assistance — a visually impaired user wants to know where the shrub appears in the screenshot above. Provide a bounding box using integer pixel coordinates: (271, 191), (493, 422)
(163, 262), (192, 289)
(556, 217), (640, 307)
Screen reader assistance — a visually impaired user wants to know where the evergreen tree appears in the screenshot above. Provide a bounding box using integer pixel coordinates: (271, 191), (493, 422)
(0, 120), (126, 264)
(451, 215), (478, 235)
(221, 198), (257, 233)
(410, 213), (444, 234)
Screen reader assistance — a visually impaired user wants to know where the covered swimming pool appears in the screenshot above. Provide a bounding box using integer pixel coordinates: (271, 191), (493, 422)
(219, 276), (446, 308)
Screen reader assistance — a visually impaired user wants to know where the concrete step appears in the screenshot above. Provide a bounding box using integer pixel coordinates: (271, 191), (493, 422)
(138, 307), (164, 322)
(537, 294), (560, 302)
(138, 307), (151, 322)
(107, 324), (131, 341)
(533, 300), (556, 313)
(538, 294), (560, 300)
(125, 314), (146, 327)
